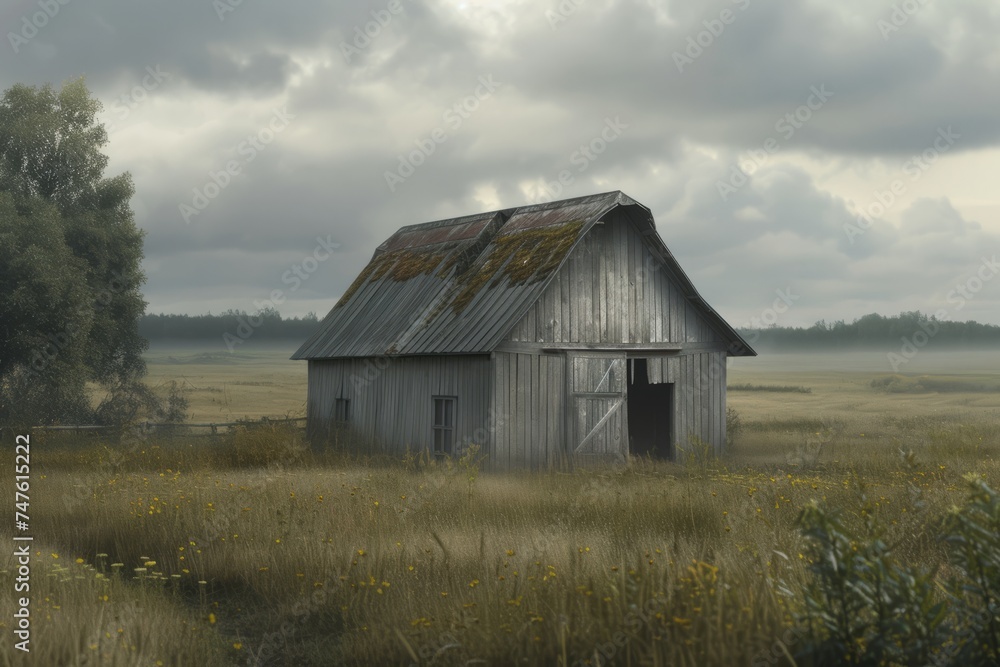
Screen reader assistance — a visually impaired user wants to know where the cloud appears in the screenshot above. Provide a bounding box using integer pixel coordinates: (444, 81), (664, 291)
(2, 0), (999, 325)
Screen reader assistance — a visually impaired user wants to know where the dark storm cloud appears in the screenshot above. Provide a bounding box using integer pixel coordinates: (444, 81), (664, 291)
(501, 0), (1000, 156)
(2, 0), (999, 325)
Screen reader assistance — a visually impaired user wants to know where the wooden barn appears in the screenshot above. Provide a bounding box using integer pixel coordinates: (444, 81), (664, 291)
(292, 191), (755, 469)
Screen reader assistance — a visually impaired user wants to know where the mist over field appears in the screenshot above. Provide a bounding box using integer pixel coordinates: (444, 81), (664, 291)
(732, 347), (1000, 373)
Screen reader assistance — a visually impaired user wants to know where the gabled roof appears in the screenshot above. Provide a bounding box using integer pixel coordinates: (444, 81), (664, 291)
(292, 191), (755, 359)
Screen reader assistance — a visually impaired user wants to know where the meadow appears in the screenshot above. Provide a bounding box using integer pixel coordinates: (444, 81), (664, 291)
(141, 343), (307, 423)
(1, 346), (998, 666)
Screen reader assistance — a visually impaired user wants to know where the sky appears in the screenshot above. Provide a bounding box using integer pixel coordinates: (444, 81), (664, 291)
(4, 0), (1000, 330)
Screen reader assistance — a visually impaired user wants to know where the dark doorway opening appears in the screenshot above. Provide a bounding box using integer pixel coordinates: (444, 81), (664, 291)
(627, 359), (674, 460)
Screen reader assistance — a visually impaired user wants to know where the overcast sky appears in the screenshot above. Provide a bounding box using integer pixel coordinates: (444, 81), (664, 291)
(4, 0), (1000, 329)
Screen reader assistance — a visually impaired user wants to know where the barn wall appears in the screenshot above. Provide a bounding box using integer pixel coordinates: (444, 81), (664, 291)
(502, 208), (731, 460)
(306, 355), (491, 456)
(647, 351), (728, 456)
(486, 350), (728, 467)
(505, 209), (724, 346)
(490, 351), (566, 470)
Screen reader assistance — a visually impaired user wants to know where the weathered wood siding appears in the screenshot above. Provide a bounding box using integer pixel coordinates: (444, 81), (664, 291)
(489, 349), (728, 466)
(307, 356), (491, 455)
(501, 210), (730, 460)
(646, 351), (728, 456)
(506, 209), (723, 346)
(490, 351), (566, 470)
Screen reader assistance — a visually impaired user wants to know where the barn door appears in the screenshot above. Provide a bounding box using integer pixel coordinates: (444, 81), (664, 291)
(568, 354), (627, 463)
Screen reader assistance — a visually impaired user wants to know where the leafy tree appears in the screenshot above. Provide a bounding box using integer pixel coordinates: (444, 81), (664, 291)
(0, 78), (149, 428)
(0, 193), (93, 425)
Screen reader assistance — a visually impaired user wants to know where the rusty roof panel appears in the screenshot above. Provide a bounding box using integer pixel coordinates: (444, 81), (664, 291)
(379, 212), (496, 253)
(501, 194), (631, 231)
(291, 190), (755, 360)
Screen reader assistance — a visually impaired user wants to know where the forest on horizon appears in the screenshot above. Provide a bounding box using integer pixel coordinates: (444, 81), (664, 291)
(139, 309), (1000, 349)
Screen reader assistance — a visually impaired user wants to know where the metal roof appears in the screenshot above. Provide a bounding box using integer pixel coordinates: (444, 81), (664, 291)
(292, 191), (756, 359)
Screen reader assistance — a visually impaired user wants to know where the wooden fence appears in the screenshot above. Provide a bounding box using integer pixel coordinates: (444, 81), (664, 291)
(30, 417), (306, 436)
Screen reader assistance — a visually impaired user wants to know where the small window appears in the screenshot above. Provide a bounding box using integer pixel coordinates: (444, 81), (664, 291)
(334, 398), (350, 423)
(432, 397), (456, 457)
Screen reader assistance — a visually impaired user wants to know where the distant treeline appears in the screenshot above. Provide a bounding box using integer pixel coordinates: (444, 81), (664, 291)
(139, 308), (321, 344)
(741, 311), (1000, 349)
(139, 309), (999, 349)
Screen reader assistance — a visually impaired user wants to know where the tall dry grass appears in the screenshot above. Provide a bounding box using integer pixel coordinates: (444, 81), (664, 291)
(2, 415), (998, 665)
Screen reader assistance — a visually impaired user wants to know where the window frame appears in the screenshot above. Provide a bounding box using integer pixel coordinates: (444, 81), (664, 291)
(432, 396), (457, 457)
(334, 398), (350, 424)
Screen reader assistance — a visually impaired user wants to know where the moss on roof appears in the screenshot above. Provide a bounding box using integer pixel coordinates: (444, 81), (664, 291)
(334, 220), (585, 319)
(334, 244), (456, 309)
(449, 220), (584, 314)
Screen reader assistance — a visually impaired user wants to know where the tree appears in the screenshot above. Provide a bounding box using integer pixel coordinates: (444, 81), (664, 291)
(0, 79), (150, 428)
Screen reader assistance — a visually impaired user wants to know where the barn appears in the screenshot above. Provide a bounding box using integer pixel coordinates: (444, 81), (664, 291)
(292, 191), (755, 469)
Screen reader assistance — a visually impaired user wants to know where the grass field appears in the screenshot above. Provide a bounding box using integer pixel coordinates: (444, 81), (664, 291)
(2, 346), (998, 665)
(142, 343), (306, 423)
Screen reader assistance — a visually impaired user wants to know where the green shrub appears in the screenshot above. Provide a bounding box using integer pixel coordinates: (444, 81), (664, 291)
(795, 499), (947, 665)
(939, 476), (1000, 664)
(793, 477), (1000, 666)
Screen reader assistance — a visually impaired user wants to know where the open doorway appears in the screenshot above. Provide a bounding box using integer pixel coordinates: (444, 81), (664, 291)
(627, 359), (674, 460)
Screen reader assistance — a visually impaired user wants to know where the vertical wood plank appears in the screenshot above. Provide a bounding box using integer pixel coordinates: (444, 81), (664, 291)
(599, 225), (609, 342)
(685, 354), (695, 454)
(495, 353), (506, 468)
(704, 354), (711, 452)
(719, 353), (727, 452)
